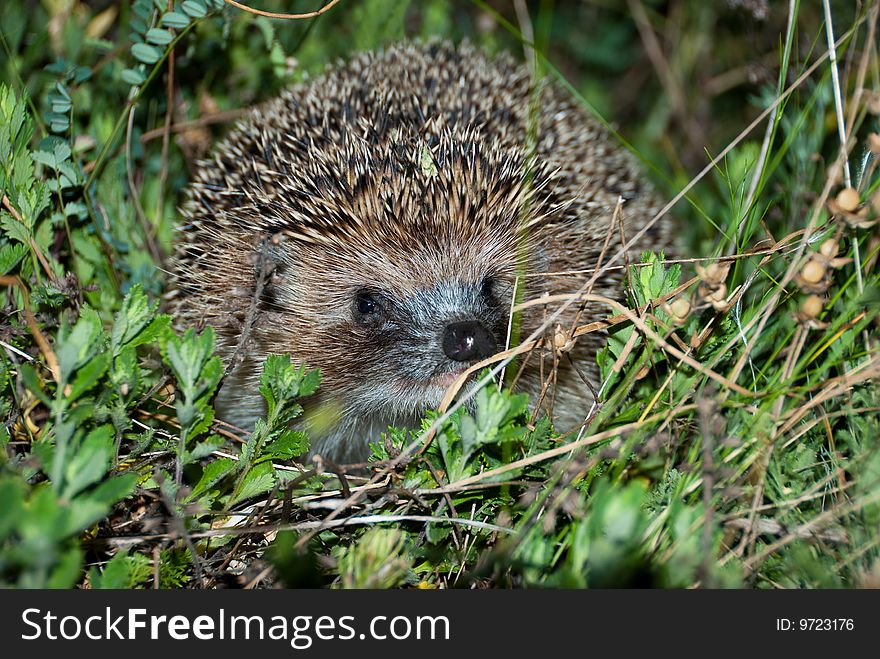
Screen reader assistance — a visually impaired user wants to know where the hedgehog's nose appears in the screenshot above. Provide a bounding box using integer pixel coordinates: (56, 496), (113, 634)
(442, 321), (497, 362)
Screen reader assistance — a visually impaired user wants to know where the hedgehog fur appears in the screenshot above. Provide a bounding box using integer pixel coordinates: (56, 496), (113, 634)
(170, 41), (671, 464)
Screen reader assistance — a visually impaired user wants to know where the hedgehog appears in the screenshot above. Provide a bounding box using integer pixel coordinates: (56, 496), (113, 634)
(170, 41), (670, 464)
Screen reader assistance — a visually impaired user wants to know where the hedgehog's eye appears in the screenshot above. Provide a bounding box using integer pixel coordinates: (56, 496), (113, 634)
(356, 292), (377, 314)
(354, 291), (382, 322)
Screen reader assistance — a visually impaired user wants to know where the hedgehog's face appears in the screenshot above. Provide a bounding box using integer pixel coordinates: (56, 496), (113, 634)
(289, 244), (523, 417)
(343, 273), (513, 410)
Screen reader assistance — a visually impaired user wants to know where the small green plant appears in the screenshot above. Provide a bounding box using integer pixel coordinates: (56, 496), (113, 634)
(184, 354), (318, 507)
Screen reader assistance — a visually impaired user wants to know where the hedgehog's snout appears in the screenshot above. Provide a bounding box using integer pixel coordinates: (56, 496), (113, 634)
(441, 320), (497, 362)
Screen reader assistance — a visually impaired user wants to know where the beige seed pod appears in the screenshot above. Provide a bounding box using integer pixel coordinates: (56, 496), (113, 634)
(696, 261), (730, 286)
(800, 294), (824, 319)
(707, 284), (727, 301)
(800, 259), (826, 284)
(819, 239), (839, 260)
(669, 297), (691, 324)
(836, 187), (861, 213)
(702, 284), (728, 311)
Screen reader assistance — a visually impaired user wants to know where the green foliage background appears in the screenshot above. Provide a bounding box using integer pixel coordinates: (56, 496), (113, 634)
(0, 0), (878, 589)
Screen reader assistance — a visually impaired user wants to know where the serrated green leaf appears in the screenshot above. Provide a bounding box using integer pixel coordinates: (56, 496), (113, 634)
(0, 242), (27, 274)
(112, 284), (158, 353)
(61, 425), (115, 499)
(258, 354), (320, 423)
(52, 140), (71, 164)
(57, 161), (79, 188)
(31, 149), (56, 168)
(56, 307), (105, 384)
(260, 429), (309, 462)
(299, 368), (321, 398)
(187, 457), (236, 501)
(63, 201), (88, 219)
(90, 550), (152, 589)
(1, 211), (32, 243)
(161, 326), (217, 398)
(90, 550), (134, 589)
(458, 386), (528, 462)
(230, 461), (276, 505)
(111, 346), (138, 396)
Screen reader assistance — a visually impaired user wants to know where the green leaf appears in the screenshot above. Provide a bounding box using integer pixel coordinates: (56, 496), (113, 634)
(50, 97), (71, 114)
(230, 461), (276, 505)
(0, 242), (27, 274)
(63, 201), (88, 218)
(66, 351), (109, 401)
(260, 429), (309, 462)
(89, 550), (132, 589)
(145, 28), (174, 46)
(419, 145), (438, 177)
(181, 0), (208, 19)
(162, 326), (217, 398)
(121, 67), (147, 86)
(89, 551), (152, 589)
(187, 457), (236, 501)
(61, 425), (115, 499)
(31, 149), (57, 169)
(46, 546), (84, 589)
(1, 210), (33, 243)
(56, 307), (105, 384)
(132, 0), (153, 20)
(131, 43), (163, 65)
(50, 138), (71, 165)
(258, 354), (320, 421)
(88, 473), (138, 508)
(111, 284), (169, 354)
(425, 521), (451, 544)
(61, 474), (137, 537)
(457, 386), (528, 462)
(47, 112), (69, 133)
(160, 12), (191, 29)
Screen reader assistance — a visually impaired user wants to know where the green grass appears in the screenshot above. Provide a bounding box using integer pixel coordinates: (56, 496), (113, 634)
(0, 0), (878, 589)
